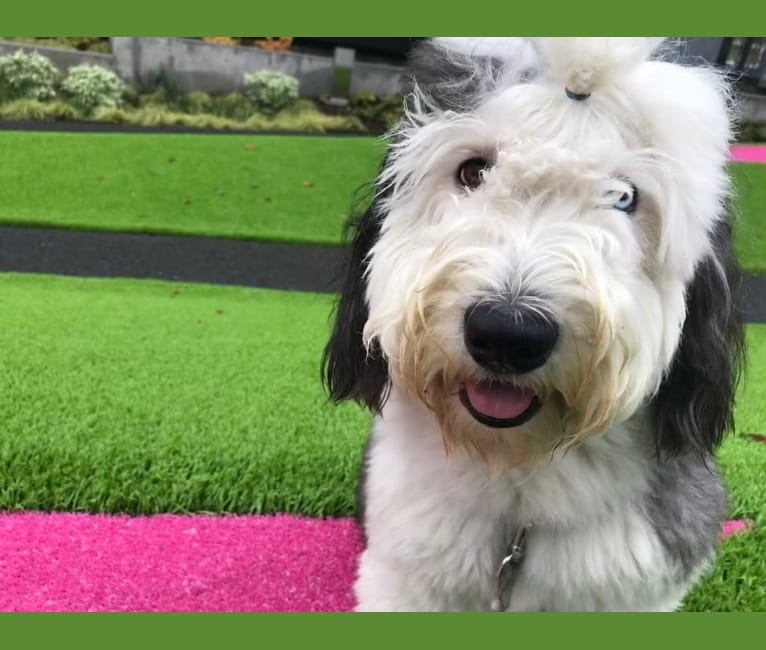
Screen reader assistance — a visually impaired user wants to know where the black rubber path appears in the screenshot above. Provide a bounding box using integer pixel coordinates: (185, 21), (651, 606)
(0, 119), (377, 138)
(0, 225), (344, 294)
(2, 224), (766, 323)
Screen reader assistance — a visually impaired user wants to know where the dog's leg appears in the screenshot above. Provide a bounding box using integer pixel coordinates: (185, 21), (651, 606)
(354, 549), (454, 611)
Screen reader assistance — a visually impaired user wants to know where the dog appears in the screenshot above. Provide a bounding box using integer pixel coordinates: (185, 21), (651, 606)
(324, 37), (745, 611)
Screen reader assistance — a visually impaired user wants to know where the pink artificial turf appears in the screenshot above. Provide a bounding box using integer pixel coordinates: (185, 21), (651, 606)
(721, 519), (750, 538)
(730, 145), (766, 164)
(0, 512), (362, 612)
(0, 513), (751, 612)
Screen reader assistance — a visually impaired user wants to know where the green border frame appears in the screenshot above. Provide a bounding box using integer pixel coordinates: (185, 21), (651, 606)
(2, 0), (766, 35)
(3, 612), (765, 647)
(1, 0), (765, 637)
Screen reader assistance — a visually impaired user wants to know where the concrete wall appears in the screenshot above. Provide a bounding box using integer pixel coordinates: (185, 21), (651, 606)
(3, 37), (765, 119)
(110, 37), (404, 97)
(351, 59), (404, 95)
(0, 39), (118, 72)
(742, 93), (766, 122)
(678, 37), (725, 65)
(678, 38), (766, 119)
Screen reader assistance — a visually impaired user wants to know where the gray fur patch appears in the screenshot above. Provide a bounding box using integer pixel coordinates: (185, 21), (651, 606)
(355, 431), (373, 539)
(644, 452), (728, 578)
(404, 40), (506, 114)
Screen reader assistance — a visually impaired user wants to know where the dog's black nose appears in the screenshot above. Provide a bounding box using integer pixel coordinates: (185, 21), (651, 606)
(464, 302), (559, 374)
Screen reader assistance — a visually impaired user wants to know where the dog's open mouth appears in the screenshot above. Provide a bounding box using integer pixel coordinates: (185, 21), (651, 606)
(459, 381), (541, 428)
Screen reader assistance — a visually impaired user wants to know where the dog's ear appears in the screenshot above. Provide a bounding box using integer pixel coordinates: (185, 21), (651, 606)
(651, 218), (746, 458)
(404, 39), (507, 113)
(323, 183), (391, 412)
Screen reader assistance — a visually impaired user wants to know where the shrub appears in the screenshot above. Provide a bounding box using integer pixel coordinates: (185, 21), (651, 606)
(60, 64), (126, 113)
(738, 121), (766, 143)
(138, 89), (171, 108)
(138, 89), (246, 119)
(0, 99), (80, 121)
(349, 91), (403, 130)
(2, 37), (111, 53)
(0, 49), (59, 101)
(254, 37), (293, 51)
(91, 105), (132, 124)
(210, 92), (254, 120)
(243, 70), (299, 115)
(139, 69), (184, 108)
(245, 99), (365, 133)
(121, 84), (139, 107)
(183, 90), (213, 114)
(202, 37), (240, 46)
(61, 37), (111, 53)
(94, 105), (240, 130)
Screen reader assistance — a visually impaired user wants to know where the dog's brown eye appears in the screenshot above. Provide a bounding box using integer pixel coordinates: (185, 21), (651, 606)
(457, 158), (488, 190)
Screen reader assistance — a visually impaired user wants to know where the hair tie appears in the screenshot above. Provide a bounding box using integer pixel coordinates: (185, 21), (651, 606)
(565, 87), (591, 101)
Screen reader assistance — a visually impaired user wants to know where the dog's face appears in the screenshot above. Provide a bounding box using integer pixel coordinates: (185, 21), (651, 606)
(325, 38), (744, 468)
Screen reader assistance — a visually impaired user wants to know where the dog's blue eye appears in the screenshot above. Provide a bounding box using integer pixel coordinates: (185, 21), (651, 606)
(612, 184), (639, 214)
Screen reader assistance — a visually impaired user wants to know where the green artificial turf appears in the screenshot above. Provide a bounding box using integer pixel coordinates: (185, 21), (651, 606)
(681, 322), (766, 612)
(0, 272), (764, 610)
(0, 273), (371, 516)
(732, 163), (766, 274)
(0, 130), (384, 245)
(1, 131), (765, 268)
(682, 436), (766, 611)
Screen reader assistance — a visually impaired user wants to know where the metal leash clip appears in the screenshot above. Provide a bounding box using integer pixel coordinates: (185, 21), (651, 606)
(490, 524), (529, 612)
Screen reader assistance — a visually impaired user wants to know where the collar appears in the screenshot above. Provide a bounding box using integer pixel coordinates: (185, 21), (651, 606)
(490, 523), (532, 611)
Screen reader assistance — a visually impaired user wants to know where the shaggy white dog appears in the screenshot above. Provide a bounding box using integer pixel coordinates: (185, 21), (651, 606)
(324, 37), (745, 611)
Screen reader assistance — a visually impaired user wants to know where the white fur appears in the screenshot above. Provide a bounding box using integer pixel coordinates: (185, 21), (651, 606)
(357, 389), (702, 611)
(354, 38), (732, 611)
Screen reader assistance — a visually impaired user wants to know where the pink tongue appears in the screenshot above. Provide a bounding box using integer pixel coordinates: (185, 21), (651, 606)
(464, 382), (535, 420)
